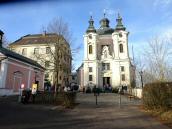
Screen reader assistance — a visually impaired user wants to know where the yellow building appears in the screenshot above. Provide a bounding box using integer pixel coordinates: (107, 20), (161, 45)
(9, 33), (72, 87)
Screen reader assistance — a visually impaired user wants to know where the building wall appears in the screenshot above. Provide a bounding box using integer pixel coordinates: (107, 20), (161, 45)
(83, 30), (132, 89)
(76, 65), (84, 90)
(9, 42), (71, 87)
(0, 56), (44, 95)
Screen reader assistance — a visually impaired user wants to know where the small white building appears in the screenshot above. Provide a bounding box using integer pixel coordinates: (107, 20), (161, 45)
(83, 14), (135, 90)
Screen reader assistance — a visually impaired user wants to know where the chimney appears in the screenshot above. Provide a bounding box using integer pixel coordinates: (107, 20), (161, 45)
(0, 30), (4, 48)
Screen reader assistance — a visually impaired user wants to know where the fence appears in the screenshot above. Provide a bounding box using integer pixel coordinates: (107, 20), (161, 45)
(130, 88), (142, 98)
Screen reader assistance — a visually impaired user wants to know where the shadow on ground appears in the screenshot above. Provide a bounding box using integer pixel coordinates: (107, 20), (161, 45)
(0, 93), (170, 129)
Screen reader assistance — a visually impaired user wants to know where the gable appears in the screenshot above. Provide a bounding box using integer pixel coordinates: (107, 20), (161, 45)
(0, 52), (7, 60)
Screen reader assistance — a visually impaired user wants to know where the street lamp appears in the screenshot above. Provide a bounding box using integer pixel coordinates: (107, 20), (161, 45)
(0, 30), (4, 47)
(139, 71), (144, 89)
(34, 71), (38, 83)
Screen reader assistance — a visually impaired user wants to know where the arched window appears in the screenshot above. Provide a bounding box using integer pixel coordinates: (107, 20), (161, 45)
(119, 44), (123, 53)
(89, 45), (93, 54)
(13, 71), (23, 77)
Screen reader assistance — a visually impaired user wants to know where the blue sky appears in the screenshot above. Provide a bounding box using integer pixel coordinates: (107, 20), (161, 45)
(0, 0), (172, 70)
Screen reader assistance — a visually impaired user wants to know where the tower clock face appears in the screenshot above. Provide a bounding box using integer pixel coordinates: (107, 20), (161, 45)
(88, 35), (92, 39)
(119, 33), (122, 37)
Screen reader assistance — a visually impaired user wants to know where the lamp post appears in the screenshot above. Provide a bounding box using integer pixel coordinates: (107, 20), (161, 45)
(119, 66), (122, 108)
(139, 71), (143, 89)
(0, 30), (4, 48)
(34, 71), (37, 83)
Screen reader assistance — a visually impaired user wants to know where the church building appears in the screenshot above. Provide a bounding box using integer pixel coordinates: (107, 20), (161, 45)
(83, 14), (135, 90)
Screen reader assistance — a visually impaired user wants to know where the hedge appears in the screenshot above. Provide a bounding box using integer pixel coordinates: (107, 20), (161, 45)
(62, 92), (76, 108)
(35, 91), (63, 105)
(142, 82), (172, 110)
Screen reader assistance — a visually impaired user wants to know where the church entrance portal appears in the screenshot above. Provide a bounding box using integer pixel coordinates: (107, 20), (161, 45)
(103, 77), (110, 86)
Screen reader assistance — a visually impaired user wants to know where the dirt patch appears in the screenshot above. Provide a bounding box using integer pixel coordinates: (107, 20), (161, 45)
(139, 105), (172, 129)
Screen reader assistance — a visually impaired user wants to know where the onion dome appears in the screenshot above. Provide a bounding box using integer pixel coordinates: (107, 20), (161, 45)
(86, 16), (96, 33)
(115, 13), (126, 31)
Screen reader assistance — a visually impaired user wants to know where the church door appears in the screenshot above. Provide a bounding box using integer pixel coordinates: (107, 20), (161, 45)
(103, 77), (110, 86)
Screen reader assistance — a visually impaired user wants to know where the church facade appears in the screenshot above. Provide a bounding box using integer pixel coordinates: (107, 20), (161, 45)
(83, 14), (135, 90)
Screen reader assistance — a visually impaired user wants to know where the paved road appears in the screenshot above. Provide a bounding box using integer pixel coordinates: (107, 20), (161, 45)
(0, 93), (170, 129)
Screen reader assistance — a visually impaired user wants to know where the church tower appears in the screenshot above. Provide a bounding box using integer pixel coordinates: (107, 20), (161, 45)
(83, 16), (98, 87)
(111, 13), (131, 87)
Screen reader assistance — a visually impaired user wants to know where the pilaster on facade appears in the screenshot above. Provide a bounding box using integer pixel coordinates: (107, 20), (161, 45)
(0, 59), (8, 88)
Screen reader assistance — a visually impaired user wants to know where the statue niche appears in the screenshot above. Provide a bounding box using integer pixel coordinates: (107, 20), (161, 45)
(101, 45), (112, 59)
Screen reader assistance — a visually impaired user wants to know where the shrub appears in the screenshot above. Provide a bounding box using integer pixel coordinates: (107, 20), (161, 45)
(97, 88), (103, 93)
(142, 82), (172, 110)
(112, 87), (119, 93)
(62, 92), (76, 108)
(35, 91), (63, 105)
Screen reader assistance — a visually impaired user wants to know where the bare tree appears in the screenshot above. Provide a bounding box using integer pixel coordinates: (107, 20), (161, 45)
(2, 34), (9, 48)
(47, 17), (72, 43)
(133, 55), (144, 88)
(47, 17), (82, 55)
(142, 36), (172, 82)
(32, 17), (82, 95)
(29, 18), (71, 95)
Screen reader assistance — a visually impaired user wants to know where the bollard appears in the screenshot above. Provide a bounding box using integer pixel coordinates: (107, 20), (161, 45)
(18, 88), (21, 102)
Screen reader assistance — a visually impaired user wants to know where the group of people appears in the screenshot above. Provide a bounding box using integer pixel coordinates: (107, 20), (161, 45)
(103, 84), (112, 92)
(63, 84), (79, 92)
(64, 86), (71, 92)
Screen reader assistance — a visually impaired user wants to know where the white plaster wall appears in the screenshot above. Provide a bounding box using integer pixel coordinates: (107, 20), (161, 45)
(112, 32), (119, 59)
(84, 35), (88, 60)
(112, 31), (129, 60)
(0, 89), (17, 96)
(83, 61), (97, 87)
(119, 60), (131, 86)
(80, 68), (84, 87)
(0, 59), (8, 88)
(84, 33), (97, 61)
(131, 88), (142, 98)
(111, 61), (121, 87)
